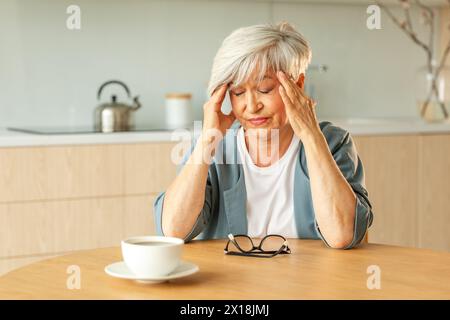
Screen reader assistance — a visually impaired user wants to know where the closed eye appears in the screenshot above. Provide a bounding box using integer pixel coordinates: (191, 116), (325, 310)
(232, 89), (273, 96)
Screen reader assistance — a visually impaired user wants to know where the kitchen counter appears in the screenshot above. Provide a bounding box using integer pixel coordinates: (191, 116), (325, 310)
(329, 117), (450, 136)
(0, 128), (193, 147)
(1, 117), (450, 147)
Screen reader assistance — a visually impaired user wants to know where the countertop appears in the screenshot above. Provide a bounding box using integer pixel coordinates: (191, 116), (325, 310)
(0, 127), (184, 147)
(1, 117), (450, 147)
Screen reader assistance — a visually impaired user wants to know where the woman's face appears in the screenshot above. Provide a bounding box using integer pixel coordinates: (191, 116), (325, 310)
(229, 70), (303, 135)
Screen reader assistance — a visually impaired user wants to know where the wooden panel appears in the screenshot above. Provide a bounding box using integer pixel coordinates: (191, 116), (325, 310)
(123, 194), (157, 238)
(123, 143), (178, 194)
(353, 135), (419, 248)
(418, 135), (450, 251)
(0, 197), (125, 258)
(0, 145), (124, 203)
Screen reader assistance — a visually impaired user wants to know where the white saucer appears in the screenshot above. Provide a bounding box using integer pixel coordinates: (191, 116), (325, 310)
(104, 261), (199, 284)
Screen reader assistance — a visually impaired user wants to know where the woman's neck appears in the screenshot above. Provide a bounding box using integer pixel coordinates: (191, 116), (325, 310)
(243, 124), (295, 167)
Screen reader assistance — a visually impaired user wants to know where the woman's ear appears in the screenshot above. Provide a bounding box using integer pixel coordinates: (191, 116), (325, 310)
(296, 73), (305, 89)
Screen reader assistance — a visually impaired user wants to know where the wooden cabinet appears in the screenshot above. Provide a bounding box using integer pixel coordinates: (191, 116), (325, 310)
(123, 143), (179, 194)
(353, 135), (419, 248)
(0, 197), (125, 257)
(354, 134), (450, 252)
(417, 135), (450, 251)
(0, 145), (124, 202)
(123, 194), (158, 237)
(0, 143), (176, 275)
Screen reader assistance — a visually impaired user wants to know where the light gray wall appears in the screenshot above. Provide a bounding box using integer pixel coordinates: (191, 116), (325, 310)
(0, 0), (442, 128)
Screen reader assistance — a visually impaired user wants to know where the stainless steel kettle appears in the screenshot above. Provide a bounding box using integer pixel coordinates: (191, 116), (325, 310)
(94, 80), (141, 132)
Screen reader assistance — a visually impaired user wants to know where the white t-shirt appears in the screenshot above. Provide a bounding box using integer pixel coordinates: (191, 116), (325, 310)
(237, 126), (300, 239)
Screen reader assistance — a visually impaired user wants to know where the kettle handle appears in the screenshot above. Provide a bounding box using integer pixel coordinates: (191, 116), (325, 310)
(97, 80), (131, 101)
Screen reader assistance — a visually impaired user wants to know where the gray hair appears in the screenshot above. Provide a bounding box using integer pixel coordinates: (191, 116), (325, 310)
(207, 21), (312, 96)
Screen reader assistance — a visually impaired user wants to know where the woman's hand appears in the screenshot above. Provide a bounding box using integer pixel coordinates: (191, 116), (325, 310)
(202, 84), (236, 139)
(162, 85), (235, 238)
(277, 71), (356, 248)
(276, 71), (321, 141)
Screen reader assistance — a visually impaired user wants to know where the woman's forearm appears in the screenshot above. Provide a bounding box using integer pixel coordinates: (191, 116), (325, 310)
(162, 135), (215, 239)
(302, 131), (356, 249)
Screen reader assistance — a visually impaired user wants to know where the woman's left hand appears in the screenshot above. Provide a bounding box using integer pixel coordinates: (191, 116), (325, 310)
(276, 70), (321, 141)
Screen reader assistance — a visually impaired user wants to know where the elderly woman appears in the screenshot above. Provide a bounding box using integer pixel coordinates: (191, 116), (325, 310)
(154, 22), (373, 249)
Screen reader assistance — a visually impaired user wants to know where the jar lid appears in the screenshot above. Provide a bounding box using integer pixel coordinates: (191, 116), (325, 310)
(165, 92), (192, 99)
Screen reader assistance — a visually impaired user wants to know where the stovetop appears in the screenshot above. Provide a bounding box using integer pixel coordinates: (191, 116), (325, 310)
(7, 125), (176, 135)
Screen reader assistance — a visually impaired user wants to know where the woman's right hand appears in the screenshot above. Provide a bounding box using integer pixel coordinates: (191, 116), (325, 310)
(202, 84), (236, 140)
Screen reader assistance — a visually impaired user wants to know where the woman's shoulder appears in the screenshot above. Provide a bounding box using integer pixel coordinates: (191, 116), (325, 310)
(318, 120), (353, 154)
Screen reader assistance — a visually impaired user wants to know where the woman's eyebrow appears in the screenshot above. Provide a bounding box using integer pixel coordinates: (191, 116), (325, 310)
(261, 76), (278, 83)
(251, 75), (273, 83)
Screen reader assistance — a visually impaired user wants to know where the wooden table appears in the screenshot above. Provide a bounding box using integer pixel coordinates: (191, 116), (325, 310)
(0, 239), (449, 299)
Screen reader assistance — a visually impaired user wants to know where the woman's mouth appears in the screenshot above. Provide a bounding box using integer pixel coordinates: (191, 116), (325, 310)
(248, 117), (269, 126)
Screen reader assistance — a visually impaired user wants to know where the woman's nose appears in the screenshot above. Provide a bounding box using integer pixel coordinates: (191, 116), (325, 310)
(246, 93), (263, 113)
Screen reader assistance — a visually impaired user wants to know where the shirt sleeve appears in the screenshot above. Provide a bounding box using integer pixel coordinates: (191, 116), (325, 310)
(153, 137), (216, 243)
(314, 123), (374, 249)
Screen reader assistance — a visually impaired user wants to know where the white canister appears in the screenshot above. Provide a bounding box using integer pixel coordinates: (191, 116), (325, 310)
(165, 93), (193, 129)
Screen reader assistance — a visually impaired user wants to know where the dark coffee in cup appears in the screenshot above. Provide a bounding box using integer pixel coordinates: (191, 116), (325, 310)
(135, 241), (172, 246)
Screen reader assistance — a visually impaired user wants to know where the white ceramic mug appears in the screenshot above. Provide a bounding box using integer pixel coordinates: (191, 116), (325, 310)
(121, 236), (184, 278)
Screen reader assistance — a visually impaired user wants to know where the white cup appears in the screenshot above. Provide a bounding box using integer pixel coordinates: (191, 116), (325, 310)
(121, 236), (184, 278)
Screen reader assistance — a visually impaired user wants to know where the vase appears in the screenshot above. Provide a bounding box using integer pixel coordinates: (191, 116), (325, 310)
(416, 62), (450, 123)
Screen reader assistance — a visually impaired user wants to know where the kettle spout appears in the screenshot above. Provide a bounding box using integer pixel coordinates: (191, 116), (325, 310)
(132, 96), (141, 111)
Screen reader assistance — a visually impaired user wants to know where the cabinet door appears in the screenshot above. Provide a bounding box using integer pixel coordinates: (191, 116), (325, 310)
(353, 135), (419, 248)
(0, 145), (124, 202)
(124, 143), (178, 194)
(0, 197), (125, 258)
(418, 135), (450, 252)
(124, 194), (157, 237)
